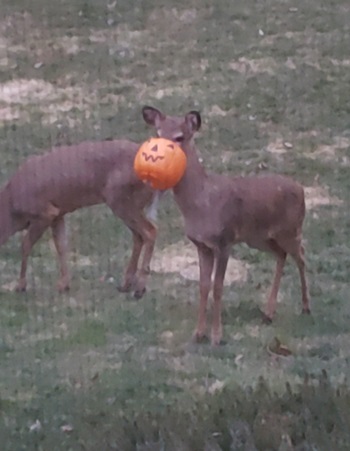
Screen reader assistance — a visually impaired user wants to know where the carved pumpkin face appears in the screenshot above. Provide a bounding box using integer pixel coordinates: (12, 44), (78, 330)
(134, 137), (187, 190)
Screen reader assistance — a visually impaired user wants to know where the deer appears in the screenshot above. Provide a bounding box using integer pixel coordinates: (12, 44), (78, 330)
(142, 106), (311, 346)
(0, 139), (158, 297)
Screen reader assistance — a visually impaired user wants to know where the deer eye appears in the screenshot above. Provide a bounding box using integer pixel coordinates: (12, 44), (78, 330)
(174, 135), (184, 143)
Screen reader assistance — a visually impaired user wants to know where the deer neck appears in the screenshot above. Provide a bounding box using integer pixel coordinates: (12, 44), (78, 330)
(173, 142), (207, 210)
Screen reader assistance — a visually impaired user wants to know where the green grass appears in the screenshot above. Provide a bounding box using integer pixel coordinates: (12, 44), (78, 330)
(0, 0), (350, 449)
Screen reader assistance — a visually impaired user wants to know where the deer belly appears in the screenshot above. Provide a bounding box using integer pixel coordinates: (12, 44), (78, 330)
(55, 191), (102, 212)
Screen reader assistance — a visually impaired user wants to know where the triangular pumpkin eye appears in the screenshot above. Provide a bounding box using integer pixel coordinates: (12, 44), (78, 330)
(150, 144), (158, 152)
(167, 144), (175, 150)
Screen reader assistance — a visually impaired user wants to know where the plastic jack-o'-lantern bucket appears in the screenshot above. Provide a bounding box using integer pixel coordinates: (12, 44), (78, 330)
(134, 137), (187, 190)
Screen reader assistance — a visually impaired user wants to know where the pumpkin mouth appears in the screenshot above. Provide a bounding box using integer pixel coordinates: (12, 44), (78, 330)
(141, 152), (165, 163)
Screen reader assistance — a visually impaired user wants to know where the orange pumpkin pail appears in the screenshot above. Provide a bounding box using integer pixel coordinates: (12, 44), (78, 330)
(134, 137), (187, 190)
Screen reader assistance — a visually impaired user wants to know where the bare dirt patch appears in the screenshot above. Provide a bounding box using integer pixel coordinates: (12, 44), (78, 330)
(229, 57), (277, 75)
(304, 185), (343, 210)
(89, 24), (148, 52)
(265, 137), (292, 155)
(0, 106), (22, 122)
(330, 58), (350, 68)
(153, 241), (249, 285)
(0, 79), (57, 104)
(0, 78), (96, 125)
(53, 36), (81, 55)
(147, 7), (198, 34)
(207, 104), (230, 117)
(305, 137), (350, 162)
(0, 37), (10, 67)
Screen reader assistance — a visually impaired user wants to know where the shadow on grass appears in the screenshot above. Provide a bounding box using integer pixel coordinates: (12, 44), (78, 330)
(223, 301), (264, 325)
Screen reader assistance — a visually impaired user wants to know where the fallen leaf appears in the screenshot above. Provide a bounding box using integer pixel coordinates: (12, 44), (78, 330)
(61, 424), (74, 433)
(29, 420), (42, 432)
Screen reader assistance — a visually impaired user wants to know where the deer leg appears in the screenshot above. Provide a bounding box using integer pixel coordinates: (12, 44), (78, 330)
(16, 220), (49, 292)
(193, 244), (215, 343)
(132, 218), (157, 299)
(290, 243), (311, 315)
(264, 241), (287, 322)
(115, 210), (157, 299)
(118, 231), (143, 294)
(51, 217), (70, 292)
(211, 248), (230, 346)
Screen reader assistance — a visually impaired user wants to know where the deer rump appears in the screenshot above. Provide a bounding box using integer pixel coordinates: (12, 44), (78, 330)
(221, 174), (304, 249)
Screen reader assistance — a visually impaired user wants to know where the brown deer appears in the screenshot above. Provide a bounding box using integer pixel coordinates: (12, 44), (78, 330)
(142, 106), (310, 346)
(0, 139), (158, 297)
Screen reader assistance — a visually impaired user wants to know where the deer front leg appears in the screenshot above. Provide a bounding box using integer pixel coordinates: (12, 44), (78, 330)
(133, 220), (157, 299)
(118, 231), (143, 294)
(212, 248), (230, 346)
(51, 217), (70, 292)
(193, 244), (214, 343)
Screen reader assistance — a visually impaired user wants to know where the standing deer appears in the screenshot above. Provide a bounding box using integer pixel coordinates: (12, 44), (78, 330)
(0, 139), (157, 297)
(142, 106), (310, 346)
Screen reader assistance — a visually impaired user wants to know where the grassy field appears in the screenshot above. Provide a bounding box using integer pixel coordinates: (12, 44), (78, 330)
(0, 0), (350, 449)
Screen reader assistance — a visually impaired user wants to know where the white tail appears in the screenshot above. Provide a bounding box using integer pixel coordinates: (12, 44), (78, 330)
(142, 106), (310, 346)
(0, 139), (158, 297)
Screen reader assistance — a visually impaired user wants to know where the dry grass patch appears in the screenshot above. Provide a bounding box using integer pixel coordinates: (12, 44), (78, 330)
(153, 241), (249, 285)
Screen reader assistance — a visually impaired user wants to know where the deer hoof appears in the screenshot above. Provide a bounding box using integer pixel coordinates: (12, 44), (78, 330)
(211, 337), (226, 347)
(262, 313), (273, 325)
(57, 284), (70, 293)
(133, 288), (146, 299)
(117, 284), (132, 294)
(302, 308), (311, 315)
(192, 332), (209, 344)
(15, 282), (27, 293)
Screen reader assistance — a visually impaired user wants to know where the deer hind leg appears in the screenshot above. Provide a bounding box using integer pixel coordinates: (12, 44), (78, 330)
(51, 217), (70, 292)
(132, 217), (157, 299)
(211, 247), (230, 346)
(193, 243), (215, 343)
(288, 242), (310, 315)
(16, 220), (50, 292)
(269, 234), (311, 318)
(263, 239), (287, 322)
(134, 221), (157, 298)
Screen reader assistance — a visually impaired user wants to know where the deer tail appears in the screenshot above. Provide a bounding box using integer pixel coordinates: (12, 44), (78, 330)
(0, 187), (17, 246)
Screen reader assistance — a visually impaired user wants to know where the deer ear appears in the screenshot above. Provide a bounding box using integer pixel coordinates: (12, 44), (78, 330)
(142, 106), (165, 126)
(186, 111), (201, 132)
